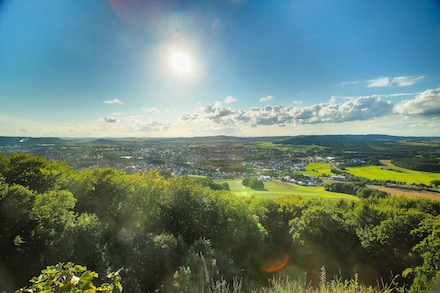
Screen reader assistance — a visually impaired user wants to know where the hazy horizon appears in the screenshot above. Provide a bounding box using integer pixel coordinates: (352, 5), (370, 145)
(2, 133), (440, 140)
(1, 1), (440, 137)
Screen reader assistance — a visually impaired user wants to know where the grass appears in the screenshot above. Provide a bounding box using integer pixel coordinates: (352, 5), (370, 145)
(189, 175), (208, 178)
(182, 263), (399, 293)
(216, 179), (358, 200)
(346, 161), (440, 185)
(253, 274), (398, 293)
(301, 162), (333, 176)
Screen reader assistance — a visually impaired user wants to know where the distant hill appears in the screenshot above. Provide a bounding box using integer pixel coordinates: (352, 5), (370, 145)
(275, 134), (440, 159)
(0, 137), (65, 146)
(277, 134), (403, 147)
(91, 138), (117, 144)
(156, 135), (293, 143)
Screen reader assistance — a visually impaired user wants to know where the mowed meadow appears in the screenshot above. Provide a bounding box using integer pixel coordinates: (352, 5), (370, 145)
(300, 162), (333, 176)
(346, 160), (440, 185)
(217, 178), (358, 200)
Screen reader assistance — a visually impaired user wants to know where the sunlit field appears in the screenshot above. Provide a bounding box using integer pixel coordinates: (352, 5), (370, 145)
(217, 179), (359, 200)
(301, 162), (333, 176)
(346, 161), (440, 185)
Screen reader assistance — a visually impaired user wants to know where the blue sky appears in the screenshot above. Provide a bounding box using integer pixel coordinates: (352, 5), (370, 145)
(0, 0), (439, 137)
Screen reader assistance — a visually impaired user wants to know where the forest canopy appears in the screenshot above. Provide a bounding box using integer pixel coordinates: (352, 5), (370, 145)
(0, 153), (439, 292)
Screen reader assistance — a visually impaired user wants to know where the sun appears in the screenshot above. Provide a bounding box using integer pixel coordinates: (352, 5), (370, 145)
(170, 51), (193, 74)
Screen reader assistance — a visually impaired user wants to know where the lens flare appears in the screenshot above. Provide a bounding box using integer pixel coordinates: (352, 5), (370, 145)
(261, 253), (290, 273)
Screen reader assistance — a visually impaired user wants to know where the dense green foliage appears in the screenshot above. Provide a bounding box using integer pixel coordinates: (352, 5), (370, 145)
(242, 177), (265, 190)
(324, 182), (389, 198)
(392, 158), (440, 173)
(0, 154), (440, 292)
(191, 176), (230, 191)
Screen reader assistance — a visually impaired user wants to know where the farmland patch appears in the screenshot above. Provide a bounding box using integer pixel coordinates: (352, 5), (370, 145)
(368, 185), (440, 201)
(346, 161), (440, 185)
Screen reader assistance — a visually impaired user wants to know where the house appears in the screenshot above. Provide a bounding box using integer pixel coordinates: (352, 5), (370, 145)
(330, 175), (346, 181)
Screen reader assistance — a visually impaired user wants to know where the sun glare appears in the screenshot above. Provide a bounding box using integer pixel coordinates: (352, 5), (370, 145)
(170, 52), (193, 74)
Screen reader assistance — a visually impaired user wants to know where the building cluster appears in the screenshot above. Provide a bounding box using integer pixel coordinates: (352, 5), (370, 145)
(1, 140), (334, 181)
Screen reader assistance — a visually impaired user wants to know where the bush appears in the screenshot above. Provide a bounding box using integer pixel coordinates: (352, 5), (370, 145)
(249, 178), (264, 190)
(15, 262), (123, 293)
(243, 177), (264, 190)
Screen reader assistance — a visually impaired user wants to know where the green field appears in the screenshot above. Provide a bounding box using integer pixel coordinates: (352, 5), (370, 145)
(216, 179), (358, 200)
(346, 162), (440, 185)
(301, 162), (333, 176)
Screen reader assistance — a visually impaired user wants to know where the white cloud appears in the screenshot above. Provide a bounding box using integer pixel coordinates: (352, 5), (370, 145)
(103, 98), (124, 105)
(103, 116), (118, 123)
(224, 96), (238, 104)
(392, 76), (424, 87)
(143, 107), (161, 113)
(260, 95), (274, 102)
(367, 76), (424, 87)
(182, 96), (393, 127)
(140, 120), (170, 132)
(394, 87), (440, 116)
(367, 77), (391, 87)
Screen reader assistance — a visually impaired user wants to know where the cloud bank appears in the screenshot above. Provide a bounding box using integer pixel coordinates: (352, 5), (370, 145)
(394, 87), (440, 116)
(182, 96), (394, 127)
(93, 87), (440, 136)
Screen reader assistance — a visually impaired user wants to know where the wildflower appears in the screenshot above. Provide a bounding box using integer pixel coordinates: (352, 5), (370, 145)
(71, 275), (80, 285)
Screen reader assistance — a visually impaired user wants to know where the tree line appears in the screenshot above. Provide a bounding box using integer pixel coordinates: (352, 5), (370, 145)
(392, 158), (440, 173)
(0, 153), (439, 292)
(324, 181), (389, 198)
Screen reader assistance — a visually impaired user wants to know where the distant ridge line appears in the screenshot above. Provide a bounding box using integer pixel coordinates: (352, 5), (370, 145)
(0, 134), (438, 147)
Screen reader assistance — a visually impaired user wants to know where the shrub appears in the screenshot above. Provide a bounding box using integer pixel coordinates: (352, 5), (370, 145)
(15, 262), (123, 293)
